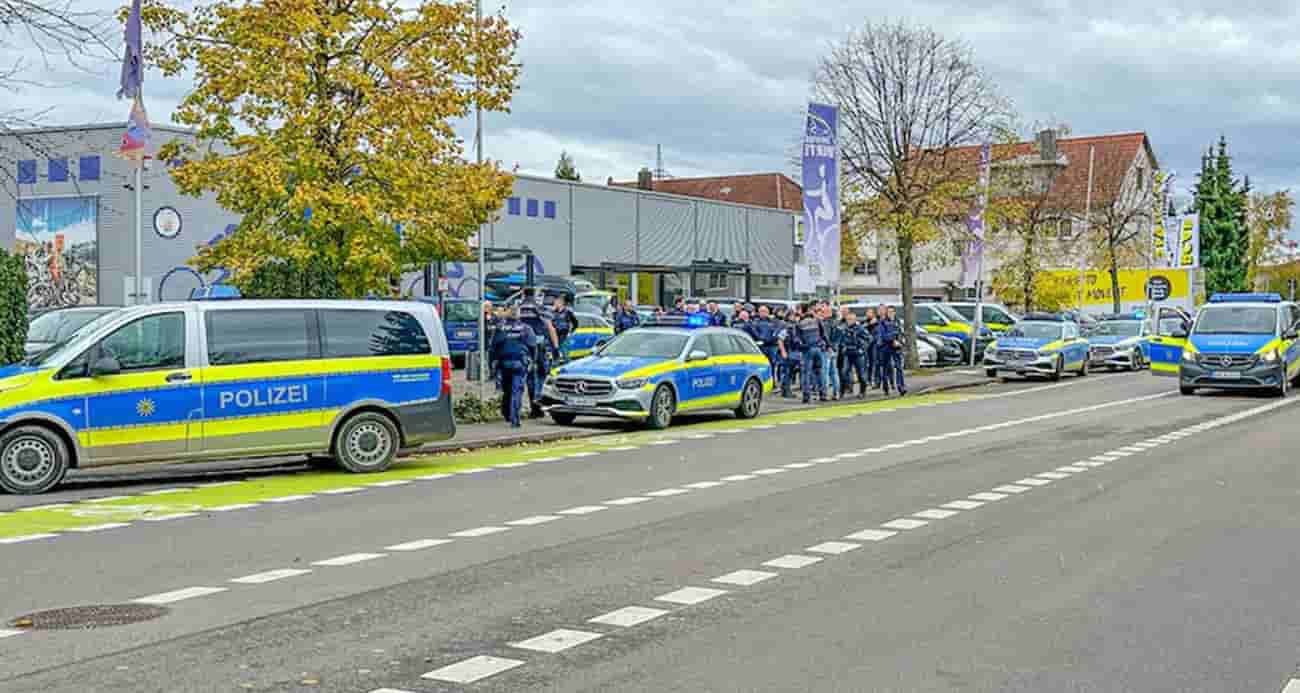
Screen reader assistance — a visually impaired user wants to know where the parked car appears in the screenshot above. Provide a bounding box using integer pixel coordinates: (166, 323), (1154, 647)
(437, 298), (482, 359)
(25, 306), (119, 359)
(943, 302), (1019, 334)
(574, 290), (616, 318)
(562, 312), (615, 361)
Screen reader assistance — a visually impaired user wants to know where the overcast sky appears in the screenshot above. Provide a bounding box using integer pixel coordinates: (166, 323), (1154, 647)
(21, 0), (1298, 229)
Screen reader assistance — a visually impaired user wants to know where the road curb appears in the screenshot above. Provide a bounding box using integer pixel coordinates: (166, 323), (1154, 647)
(411, 377), (996, 457)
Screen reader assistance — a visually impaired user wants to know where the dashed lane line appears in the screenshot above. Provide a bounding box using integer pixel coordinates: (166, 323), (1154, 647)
(588, 606), (669, 628)
(711, 569), (778, 586)
(384, 539), (452, 552)
(133, 586), (228, 605)
(654, 587), (729, 605)
(230, 569), (312, 585)
(449, 526), (510, 538)
(421, 655), (525, 684)
(510, 628), (604, 653)
(762, 554), (823, 569)
(311, 553), (386, 567)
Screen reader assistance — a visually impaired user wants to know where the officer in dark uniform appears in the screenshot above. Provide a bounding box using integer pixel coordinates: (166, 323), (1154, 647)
(862, 307), (879, 388)
(613, 298), (641, 334)
(518, 289), (559, 417)
(796, 303), (829, 403)
(747, 305), (781, 386)
(731, 308), (751, 333)
(706, 301), (727, 327)
(878, 305), (907, 396)
(840, 310), (871, 398)
(490, 306), (537, 427)
(551, 294), (579, 362)
(777, 308), (801, 398)
(825, 305), (847, 400)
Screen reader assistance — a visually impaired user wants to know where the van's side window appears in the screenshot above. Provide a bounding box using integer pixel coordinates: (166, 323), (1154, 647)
(207, 310), (313, 366)
(97, 312), (186, 373)
(320, 310), (430, 358)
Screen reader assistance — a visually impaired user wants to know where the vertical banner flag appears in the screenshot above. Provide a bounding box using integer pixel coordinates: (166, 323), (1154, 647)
(1176, 213), (1200, 268)
(961, 141), (992, 286)
(1150, 171), (1171, 268)
(119, 98), (151, 161)
(801, 103), (840, 288)
(116, 0), (150, 163)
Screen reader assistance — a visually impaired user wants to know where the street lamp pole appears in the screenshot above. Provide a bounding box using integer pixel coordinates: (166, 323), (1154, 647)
(1078, 145), (1095, 311)
(474, 0), (487, 404)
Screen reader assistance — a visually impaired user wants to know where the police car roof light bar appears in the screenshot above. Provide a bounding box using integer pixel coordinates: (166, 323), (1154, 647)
(1208, 293), (1282, 303)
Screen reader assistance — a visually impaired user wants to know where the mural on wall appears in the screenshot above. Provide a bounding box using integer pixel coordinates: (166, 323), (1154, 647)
(15, 196), (98, 310)
(157, 222), (234, 301)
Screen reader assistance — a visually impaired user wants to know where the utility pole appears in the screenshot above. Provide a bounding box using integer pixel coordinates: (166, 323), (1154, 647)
(1078, 145), (1095, 311)
(474, 0), (487, 404)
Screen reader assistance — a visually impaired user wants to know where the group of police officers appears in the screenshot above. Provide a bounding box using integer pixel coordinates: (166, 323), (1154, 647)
(488, 291), (908, 426)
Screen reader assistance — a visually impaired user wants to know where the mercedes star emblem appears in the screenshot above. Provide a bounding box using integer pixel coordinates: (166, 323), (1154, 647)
(1219, 355), (1233, 368)
(575, 380), (588, 393)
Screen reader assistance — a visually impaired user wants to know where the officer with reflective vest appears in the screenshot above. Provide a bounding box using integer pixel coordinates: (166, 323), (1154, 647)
(796, 304), (830, 403)
(518, 289), (559, 417)
(490, 306), (537, 427)
(840, 310), (871, 398)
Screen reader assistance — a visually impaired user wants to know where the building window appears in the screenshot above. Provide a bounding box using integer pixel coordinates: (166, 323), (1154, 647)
(79, 156), (100, 181)
(526, 199), (539, 217)
(708, 273), (728, 290)
(1136, 166), (1146, 191)
(47, 159), (68, 182)
(506, 197), (521, 215)
(758, 275), (786, 288)
(543, 200), (557, 219)
(17, 160), (35, 184)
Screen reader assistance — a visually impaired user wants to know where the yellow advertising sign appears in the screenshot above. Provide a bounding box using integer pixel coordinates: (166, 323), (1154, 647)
(1043, 269), (1190, 308)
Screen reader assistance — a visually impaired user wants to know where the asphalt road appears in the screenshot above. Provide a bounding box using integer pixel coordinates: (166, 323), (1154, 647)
(3, 371), (1299, 692)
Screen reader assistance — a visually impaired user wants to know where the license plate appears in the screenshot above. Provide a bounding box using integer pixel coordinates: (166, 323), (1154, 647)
(1212, 371), (1241, 380)
(566, 396), (597, 407)
(455, 330), (474, 338)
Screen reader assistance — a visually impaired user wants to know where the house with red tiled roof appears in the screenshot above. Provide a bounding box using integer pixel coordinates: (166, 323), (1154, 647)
(608, 171), (803, 213)
(844, 130), (1160, 301)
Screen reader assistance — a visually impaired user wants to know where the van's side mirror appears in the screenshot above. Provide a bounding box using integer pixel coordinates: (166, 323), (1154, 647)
(91, 356), (121, 377)
(1170, 327), (1188, 339)
(686, 349), (709, 362)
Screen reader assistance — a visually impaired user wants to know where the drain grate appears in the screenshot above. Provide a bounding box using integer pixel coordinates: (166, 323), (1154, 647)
(9, 604), (169, 630)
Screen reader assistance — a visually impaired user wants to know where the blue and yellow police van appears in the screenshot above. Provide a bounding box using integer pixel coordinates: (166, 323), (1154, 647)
(0, 300), (456, 494)
(982, 312), (1091, 380)
(561, 313), (615, 361)
(1086, 312), (1151, 371)
(540, 313), (772, 429)
(1150, 293), (1300, 397)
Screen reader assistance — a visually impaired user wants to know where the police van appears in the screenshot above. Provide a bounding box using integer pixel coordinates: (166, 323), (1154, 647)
(0, 300), (455, 494)
(1150, 293), (1300, 396)
(540, 313), (772, 429)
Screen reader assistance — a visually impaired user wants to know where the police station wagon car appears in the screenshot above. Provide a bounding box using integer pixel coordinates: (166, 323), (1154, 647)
(540, 316), (773, 429)
(0, 300), (455, 494)
(983, 313), (1091, 380)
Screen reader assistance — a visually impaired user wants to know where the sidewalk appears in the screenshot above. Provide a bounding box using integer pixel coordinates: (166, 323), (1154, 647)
(423, 367), (992, 455)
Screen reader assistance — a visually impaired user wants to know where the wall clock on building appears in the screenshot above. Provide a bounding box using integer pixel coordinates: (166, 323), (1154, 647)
(153, 206), (182, 239)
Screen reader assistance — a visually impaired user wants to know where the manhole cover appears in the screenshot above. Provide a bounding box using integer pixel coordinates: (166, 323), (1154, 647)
(9, 604), (169, 630)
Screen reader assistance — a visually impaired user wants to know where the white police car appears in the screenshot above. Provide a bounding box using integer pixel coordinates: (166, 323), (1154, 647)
(983, 313), (1091, 380)
(539, 314), (773, 429)
(1087, 313), (1151, 371)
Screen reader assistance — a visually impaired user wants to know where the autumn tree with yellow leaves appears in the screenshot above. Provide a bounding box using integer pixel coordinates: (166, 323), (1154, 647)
(140, 0), (520, 296)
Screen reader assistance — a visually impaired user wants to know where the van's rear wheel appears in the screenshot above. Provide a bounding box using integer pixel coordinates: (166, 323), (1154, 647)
(334, 412), (400, 473)
(0, 425), (69, 495)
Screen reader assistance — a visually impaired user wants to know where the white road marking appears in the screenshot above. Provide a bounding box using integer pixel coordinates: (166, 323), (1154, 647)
(784, 462), (816, 469)
(845, 529), (897, 542)
(1132, 442), (1160, 449)
(807, 541), (861, 554)
(778, 421), (802, 426)
(881, 518), (929, 530)
(606, 446), (639, 451)
(0, 533), (59, 544)
(495, 462), (530, 469)
(752, 468), (787, 475)
(649, 440), (678, 446)
(1037, 472), (1071, 480)
(1016, 477), (1051, 486)
(686, 481), (724, 489)
(558, 505), (606, 515)
(914, 508), (958, 520)
(230, 568), (312, 585)
(0, 629), (25, 639)
(713, 429), (744, 434)
(567, 452), (600, 458)
(510, 628), (603, 653)
(687, 433), (715, 439)
(507, 515), (562, 526)
(421, 655), (525, 684)
(15, 503), (71, 512)
(312, 553), (386, 567)
(762, 554), (823, 569)
(1057, 465), (1087, 473)
(142, 488), (190, 496)
(589, 605), (669, 627)
(1279, 678), (1300, 693)
(993, 485), (1031, 494)
(1108, 450), (1136, 457)
(458, 468), (488, 474)
(969, 492), (1008, 502)
(943, 500), (985, 510)
(527, 458), (560, 464)
(384, 539), (453, 552)
(751, 424), (777, 429)
(1074, 461), (1105, 468)
(646, 488), (689, 497)
(605, 497), (651, 506)
(722, 474), (757, 481)
(197, 481), (242, 488)
(1093, 455), (1120, 461)
(954, 369), (981, 375)
(655, 586), (728, 605)
(882, 443), (907, 450)
(1118, 446), (1146, 452)
(85, 495), (131, 503)
(712, 569), (778, 586)
(450, 526), (510, 537)
(142, 513), (199, 522)
(67, 523), (131, 532)
(316, 487), (364, 495)
(835, 452), (864, 459)
(265, 495), (315, 503)
(209, 503), (260, 512)
(134, 586), (228, 605)
(810, 457), (839, 463)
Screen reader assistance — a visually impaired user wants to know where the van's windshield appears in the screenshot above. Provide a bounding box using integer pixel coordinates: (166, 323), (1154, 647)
(25, 309), (122, 368)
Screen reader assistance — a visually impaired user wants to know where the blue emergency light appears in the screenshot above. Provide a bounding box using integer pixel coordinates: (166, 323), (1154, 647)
(644, 313), (711, 328)
(1208, 293), (1282, 303)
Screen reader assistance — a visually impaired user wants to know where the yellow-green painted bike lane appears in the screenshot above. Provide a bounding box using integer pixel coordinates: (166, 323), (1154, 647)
(0, 393), (974, 539)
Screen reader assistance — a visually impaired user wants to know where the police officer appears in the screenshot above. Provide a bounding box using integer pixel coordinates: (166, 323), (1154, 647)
(878, 305), (907, 396)
(706, 301), (727, 327)
(777, 308), (802, 398)
(490, 305), (537, 428)
(796, 303), (829, 403)
(840, 310), (871, 398)
(732, 308), (751, 333)
(747, 304), (781, 385)
(551, 294), (579, 361)
(825, 304), (847, 400)
(862, 307), (879, 389)
(518, 289), (559, 417)
(613, 298), (641, 334)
